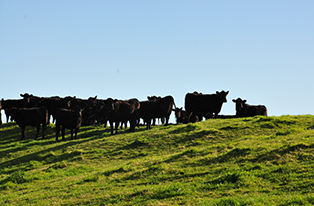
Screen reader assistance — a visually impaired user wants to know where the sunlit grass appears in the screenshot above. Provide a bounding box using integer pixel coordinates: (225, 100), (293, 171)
(1, 115), (314, 205)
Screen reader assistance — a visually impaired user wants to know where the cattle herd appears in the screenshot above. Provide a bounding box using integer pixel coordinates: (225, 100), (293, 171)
(0, 91), (267, 141)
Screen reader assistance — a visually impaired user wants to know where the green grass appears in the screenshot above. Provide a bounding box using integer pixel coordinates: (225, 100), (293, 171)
(1, 115), (314, 205)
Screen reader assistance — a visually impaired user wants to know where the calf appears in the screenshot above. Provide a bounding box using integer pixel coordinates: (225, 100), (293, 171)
(173, 107), (199, 124)
(55, 107), (83, 141)
(11, 107), (49, 140)
(232, 98), (267, 117)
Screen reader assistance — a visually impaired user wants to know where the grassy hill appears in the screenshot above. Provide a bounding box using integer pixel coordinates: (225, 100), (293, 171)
(1, 115), (314, 205)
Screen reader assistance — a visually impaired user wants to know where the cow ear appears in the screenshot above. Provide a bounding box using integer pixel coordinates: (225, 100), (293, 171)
(232, 99), (236, 102)
(226, 91), (229, 94)
(244, 100), (247, 103)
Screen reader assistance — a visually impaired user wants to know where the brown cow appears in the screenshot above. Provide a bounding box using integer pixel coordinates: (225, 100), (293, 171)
(232, 98), (267, 117)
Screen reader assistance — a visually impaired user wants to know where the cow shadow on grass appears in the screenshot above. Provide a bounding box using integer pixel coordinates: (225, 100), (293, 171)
(0, 137), (99, 174)
(183, 147), (252, 167)
(0, 124), (113, 174)
(248, 143), (314, 163)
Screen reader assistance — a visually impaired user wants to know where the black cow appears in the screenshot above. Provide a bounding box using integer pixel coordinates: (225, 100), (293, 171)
(10, 107), (49, 140)
(94, 99), (109, 126)
(147, 96), (163, 125)
(232, 98), (267, 117)
(106, 98), (140, 135)
(70, 96), (98, 126)
(1, 98), (30, 122)
(0, 100), (2, 125)
(20, 93), (74, 123)
(185, 90), (229, 121)
(140, 95), (175, 129)
(55, 107), (83, 141)
(173, 107), (199, 124)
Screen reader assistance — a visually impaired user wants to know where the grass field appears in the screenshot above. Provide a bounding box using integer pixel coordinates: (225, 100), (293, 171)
(1, 115), (314, 205)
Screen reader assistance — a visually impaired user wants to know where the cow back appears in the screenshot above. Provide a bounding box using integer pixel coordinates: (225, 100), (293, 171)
(185, 91), (228, 114)
(14, 107), (48, 127)
(111, 98), (140, 121)
(140, 96), (174, 119)
(243, 104), (267, 117)
(56, 108), (83, 129)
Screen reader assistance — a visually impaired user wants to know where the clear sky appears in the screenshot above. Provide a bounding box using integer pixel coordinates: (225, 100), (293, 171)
(1, 1), (314, 123)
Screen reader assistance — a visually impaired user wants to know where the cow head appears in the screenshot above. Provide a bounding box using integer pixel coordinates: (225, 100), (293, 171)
(147, 96), (161, 101)
(20, 93), (33, 106)
(87, 96), (98, 107)
(216, 90), (229, 102)
(73, 106), (84, 117)
(172, 107), (183, 119)
(103, 98), (115, 116)
(232, 98), (246, 111)
(64, 96), (75, 108)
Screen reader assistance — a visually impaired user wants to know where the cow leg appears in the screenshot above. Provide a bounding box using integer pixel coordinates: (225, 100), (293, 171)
(56, 124), (60, 141)
(115, 121), (119, 134)
(21, 126), (26, 140)
(129, 119), (135, 132)
(165, 116), (169, 126)
(213, 112), (218, 118)
(147, 119), (151, 130)
(120, 121), (124, 129)
(109, 121), (114, 135)
(62, 127), (66, 141)
(161, 117), (165, 125)
(35, 125), (40, 139)
(70, 128), (73, 140)
(74, 128), (79, 139)
(42, 122), (46, 139)
(5, 110), (10, 123)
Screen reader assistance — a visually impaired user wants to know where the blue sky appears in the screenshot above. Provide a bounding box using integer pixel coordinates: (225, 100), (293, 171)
(1, 1), (314, 123)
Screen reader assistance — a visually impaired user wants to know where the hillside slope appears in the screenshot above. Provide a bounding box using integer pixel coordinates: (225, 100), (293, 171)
(1, 115), (314, 205)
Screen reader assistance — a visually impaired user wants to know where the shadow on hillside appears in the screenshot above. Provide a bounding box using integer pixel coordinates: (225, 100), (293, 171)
(0, 123), (117, 173)
(0, 124), (110, 162)
(0, 136), (99, 173)
(0, 122), (16, 128)
(249, 143), (314, 163)
(188, 147), (251, 166)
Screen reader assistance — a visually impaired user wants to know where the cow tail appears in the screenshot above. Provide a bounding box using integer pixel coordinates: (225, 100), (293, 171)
(172, 97), (177, 110)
